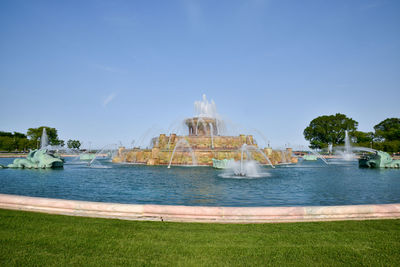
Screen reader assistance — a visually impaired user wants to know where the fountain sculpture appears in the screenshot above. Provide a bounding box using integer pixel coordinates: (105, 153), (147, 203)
(334, 130), (380, 162)
(4, 128), (64, 169)
(7, 149), (64, 169)
(303, 149), (329, 164)
(113, 95), (297, 167)
(359, 151), (400, 168)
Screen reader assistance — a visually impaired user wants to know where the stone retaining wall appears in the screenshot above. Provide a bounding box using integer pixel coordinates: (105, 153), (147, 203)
(0, 194), (399, 223)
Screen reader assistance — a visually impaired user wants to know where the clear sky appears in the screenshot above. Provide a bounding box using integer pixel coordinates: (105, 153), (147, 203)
(1, 0), (399, 149)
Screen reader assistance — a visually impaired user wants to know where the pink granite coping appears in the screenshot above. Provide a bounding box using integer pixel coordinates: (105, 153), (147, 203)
(0, 194), (399, 223)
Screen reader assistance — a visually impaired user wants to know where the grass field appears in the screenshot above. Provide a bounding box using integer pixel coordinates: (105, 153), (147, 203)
(0, 209), (399, 266)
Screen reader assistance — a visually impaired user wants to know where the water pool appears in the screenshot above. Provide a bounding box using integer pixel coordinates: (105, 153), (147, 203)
(0, 158), (399, 207)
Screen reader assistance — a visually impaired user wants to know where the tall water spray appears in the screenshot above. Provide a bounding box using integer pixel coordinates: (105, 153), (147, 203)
(345, 130), (351, 154)
(194, 94), (222, 135)
(328, 143), (333, 154)
(167, 139), (197, 168)
(40, 128), (49, 149)
(88, 144), (118, 167)
(342, 130), (356, 161)
(223, 144), (274, 178)
(194, 94), (218, 118)
(309, 149), (329, 164)
(281, 150), (288, 164)
(209, 122), (214, 149)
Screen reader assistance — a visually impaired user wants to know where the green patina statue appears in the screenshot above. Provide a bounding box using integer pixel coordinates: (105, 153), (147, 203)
(303, 154), (318, 161)
(79, 153), (96, 161)
(359, 151), (400, 168)
(212, 158), (234, 169)
(7, 149), (64, 169)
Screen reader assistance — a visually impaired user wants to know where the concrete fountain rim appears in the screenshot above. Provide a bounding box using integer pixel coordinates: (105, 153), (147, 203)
(0, 193), (399, 223)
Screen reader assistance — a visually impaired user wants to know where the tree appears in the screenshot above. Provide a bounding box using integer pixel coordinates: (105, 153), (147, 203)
(58, 140), (65, 147)
(27, 126), (60, 147)
(13, 132), (27, 139)
(0, 131), (13, 137)
(351, 131), (374, 143)
(373, 118), (400, 142)
(67, 139), (81, 149)
(304, 113), (358, 149)
(16, 138), (29, 151)
(0, 136), (14, 151)
(52, 139), (65, 147)
(0, 131), (31, 151)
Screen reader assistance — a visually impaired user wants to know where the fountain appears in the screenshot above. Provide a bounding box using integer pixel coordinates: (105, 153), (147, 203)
(1, 100), (400, 223)
(88, 144), (118, 168)
(6, 149), (63, 169)
(281, 150), (288, 164)
(340, 130), (356, 160)
(113, 95), (297, 167)
(209, 122), (214, 149)
(331, 130), (357, 161)
(328, 143), (333, 155)
(40, 128), (49, 149)
(79, 153), (96, 161)
(359, 150), (400, 168)
(0, 128), (64, 169)
(303, 149), (329, 164)
(220, 144), (273, 178)
(167, 139), (197, 168)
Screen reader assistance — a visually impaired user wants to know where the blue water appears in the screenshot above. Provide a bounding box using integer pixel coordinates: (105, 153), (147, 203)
(0, 158), (399, 207)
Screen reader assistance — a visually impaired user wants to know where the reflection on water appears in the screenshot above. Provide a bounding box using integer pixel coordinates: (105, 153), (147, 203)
(0, 157), (399, 207)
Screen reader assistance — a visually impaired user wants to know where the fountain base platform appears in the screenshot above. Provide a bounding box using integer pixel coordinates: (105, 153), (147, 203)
(113, 133), (297, 166)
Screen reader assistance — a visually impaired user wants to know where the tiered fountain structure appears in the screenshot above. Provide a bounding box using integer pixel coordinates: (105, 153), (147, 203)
(113, 95), (297, 166)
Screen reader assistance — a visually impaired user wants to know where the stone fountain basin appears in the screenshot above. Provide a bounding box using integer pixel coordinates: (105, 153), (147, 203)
(1, 194), (399, 223)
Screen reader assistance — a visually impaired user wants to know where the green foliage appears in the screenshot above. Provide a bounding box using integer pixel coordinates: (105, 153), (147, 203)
(359, 118), (400, 152)
(0, 131), (13, 137)
(374, 118), (400, 142)
(0, 136), (15, 151)
(0, 209), (399, 266)
(67, 139), (81, 149)
(13, 132), (27, 139)
(0, 127), (67, 151)
(27, 126), (61, 146)
(303, 113), (358, 149)
(52, 139), (65, 147)
(372, 140), (400, 153)
(58, 140), (65, 147)
(305, 115), (400, 152)
(0, 132), (32, 152)
(351, 131), (373, 144)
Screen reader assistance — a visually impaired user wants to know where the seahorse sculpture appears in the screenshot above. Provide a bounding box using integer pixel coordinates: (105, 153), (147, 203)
(7, 149), (63, 169)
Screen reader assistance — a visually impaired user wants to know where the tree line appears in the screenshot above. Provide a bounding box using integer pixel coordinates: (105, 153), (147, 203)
(304, 114), (400, 153)
(0, 126), (81, 152)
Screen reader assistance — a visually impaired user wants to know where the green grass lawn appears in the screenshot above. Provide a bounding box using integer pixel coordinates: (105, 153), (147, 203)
(0, 209), (399, 266)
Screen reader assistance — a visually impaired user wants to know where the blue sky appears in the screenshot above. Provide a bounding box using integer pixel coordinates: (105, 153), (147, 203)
(1, 0), (399, 149)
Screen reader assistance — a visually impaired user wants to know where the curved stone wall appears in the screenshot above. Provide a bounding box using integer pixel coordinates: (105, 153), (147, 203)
(0, 194), (399, 223)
